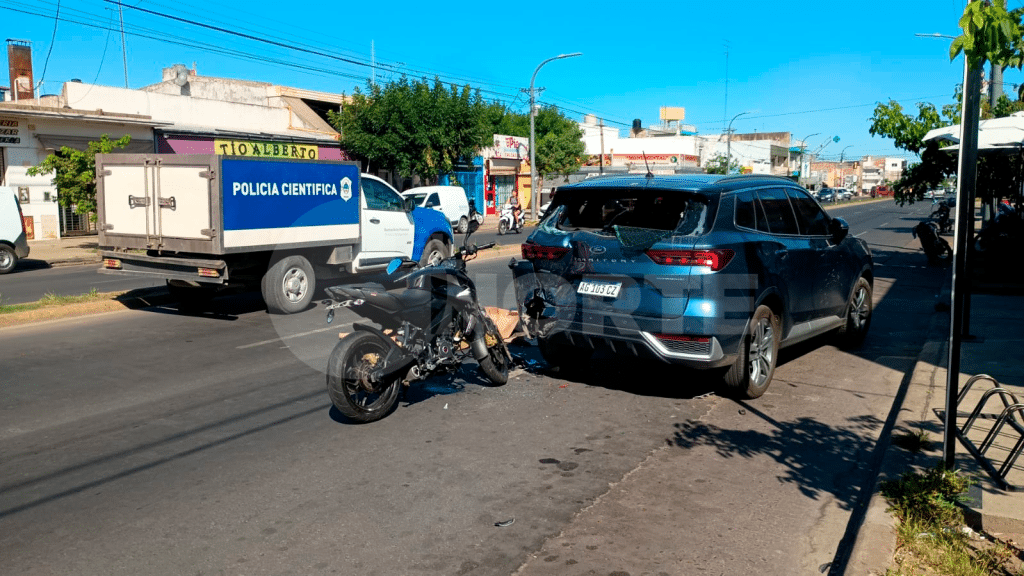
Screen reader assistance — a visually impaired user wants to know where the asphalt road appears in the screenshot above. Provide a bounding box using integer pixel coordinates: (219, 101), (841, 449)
(0, 225), (532, 307)
(0, 199), (948, 575)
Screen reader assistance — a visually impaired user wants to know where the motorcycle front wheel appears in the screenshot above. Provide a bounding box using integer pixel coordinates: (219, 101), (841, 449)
(477, 317), (510, 386)
(498, 220), (508, 235)
(327, 332), (402, 423)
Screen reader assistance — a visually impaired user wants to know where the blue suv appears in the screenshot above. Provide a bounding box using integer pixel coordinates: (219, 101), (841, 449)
(510, 174), (873, 398)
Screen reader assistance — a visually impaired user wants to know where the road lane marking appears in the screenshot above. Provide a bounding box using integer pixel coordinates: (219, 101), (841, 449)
(238, 323), (353, 349)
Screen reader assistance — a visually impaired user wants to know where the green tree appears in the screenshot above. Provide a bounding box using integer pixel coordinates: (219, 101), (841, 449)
(26, 134), (131, 219)
(329, 77), (490, 183)
(704, 153), (739, 175)
(867, 1), (1024, 206)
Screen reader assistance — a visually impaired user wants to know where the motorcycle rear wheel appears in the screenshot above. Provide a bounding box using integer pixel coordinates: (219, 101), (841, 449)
(327, 332), (402, 423)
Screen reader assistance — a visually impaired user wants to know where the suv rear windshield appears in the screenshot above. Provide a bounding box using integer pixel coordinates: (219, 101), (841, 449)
(545, 188), (716, 236)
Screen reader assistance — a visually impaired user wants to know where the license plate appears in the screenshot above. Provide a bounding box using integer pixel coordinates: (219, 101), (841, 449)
(577, 280), (622, 298)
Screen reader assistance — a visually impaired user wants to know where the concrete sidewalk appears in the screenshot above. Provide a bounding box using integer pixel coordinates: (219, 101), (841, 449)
(844, 282), (1024, 574)
(23, 236), (102, 268)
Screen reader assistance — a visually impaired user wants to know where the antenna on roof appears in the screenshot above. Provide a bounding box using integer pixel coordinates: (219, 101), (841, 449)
(642, 151), (653, 179)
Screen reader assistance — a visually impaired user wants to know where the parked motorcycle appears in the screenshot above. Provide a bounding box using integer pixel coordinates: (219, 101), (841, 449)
(973, 200), (1022, 255)
(322, 221), (511, 423)
(930, 202), (954, 234)
(497, 204), (524, 235)
(912, 221), (953, 265)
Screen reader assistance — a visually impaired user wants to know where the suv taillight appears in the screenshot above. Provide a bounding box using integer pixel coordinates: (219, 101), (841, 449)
(522, 244), (569, 260)
(645, 249), (734, 271)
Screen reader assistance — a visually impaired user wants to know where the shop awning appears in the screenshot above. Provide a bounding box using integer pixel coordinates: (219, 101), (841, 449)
(488, 158), (520, 176)
(36, 134), (154, 153)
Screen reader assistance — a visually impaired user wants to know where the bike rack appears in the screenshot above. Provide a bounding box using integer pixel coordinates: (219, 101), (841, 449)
(955, 374), (1024, 491)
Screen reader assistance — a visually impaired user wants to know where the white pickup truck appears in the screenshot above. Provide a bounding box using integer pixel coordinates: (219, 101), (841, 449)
(96, 154), (453, 313)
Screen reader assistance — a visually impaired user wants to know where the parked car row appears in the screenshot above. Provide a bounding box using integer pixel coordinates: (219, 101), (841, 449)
(815, 187), (853, 202)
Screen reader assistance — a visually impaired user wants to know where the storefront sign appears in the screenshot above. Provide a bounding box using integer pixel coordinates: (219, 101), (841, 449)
(0, 118), (21, 145)
(612, 153), (700, 166)
(214, 139), (318, 160)
(491, 134), (528, 159)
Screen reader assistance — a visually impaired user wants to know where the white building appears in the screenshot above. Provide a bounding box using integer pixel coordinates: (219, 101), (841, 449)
(0, 65), (346, 239)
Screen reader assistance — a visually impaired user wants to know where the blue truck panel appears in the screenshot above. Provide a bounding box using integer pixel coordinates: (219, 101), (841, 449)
(220, 158), (361, 231)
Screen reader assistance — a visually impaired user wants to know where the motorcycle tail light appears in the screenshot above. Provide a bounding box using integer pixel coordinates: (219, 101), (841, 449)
(645, 249), (734, 271)
(522, 244), (569, 261)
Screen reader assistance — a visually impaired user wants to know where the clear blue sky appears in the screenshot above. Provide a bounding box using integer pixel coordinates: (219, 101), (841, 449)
(3, 0), (1017, 162)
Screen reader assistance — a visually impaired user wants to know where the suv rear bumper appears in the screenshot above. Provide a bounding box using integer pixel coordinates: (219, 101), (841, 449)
(539, 317), (736, 369)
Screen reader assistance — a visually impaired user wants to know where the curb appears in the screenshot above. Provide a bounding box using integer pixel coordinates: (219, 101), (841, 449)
(841, 283), (951, 575)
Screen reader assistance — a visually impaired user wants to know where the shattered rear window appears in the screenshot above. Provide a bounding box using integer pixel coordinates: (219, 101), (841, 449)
(548, 187), (715, 236)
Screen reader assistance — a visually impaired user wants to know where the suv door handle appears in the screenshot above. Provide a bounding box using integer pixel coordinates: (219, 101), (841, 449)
(369, 218), (381, 224)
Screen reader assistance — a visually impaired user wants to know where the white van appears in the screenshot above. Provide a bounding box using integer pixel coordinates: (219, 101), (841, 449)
(402, 186), (475, 234)
(0, 190), (30, 274)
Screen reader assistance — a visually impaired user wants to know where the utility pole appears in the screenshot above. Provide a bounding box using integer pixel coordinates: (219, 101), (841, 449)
(118, 0), (129, 88)
(599, 118), (605, 175)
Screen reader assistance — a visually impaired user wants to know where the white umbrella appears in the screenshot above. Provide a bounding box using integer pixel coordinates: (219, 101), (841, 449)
(924, 111), (1024, 151)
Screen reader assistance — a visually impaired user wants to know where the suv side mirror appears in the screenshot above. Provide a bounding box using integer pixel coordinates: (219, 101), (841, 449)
(829, 217), (849, 242)
(404, 197), (416, 212)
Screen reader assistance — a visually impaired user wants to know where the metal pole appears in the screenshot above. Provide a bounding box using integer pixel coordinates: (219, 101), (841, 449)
(799, 133), (820, 186)
(945, 50), (983, 469)
(529, 52), (581, 220)
(726, 111), (748, 174)
(599, 118), (605, 175)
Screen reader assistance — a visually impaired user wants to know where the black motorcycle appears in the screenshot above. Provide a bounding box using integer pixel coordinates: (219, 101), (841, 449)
(973, 200), (1022, 256)
(930, 202), (954, 234)
(322, 221), (510, 423)
(912, 221), (953, 265)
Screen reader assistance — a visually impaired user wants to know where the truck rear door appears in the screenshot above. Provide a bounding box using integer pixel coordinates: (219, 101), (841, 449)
(97, 154), (216, 252)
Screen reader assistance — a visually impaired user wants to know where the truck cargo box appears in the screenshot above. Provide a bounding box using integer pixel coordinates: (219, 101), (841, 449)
(97, 154), (361, 254)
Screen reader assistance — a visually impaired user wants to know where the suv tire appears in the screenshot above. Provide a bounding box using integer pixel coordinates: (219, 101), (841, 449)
(836, 277), (872, 348)
(724, 305), (780, 399)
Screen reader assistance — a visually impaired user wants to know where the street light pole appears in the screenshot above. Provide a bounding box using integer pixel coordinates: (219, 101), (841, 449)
(798, 132), (820, 186)
(725, 111), (749, 173)
(529, 52), (582, 220)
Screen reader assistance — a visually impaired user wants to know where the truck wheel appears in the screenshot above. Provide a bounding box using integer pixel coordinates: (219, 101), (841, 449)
(457, 216), (469, 234)
(419, 239), (447, 268)
(263, 255), (315, 314)
(0, 245), (17, 274)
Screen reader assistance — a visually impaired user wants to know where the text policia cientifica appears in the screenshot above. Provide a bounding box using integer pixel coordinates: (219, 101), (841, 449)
(231, 182), (347, 196)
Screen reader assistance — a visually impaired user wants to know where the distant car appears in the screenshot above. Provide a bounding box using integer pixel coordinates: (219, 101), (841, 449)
(835, 188), (853, 201)
(511, 174), (874, 399)
(816, 189), (836, 203)
(402, 186), (474, 233)
(872, 185), (894, 198)
(923, 190), (943, 199)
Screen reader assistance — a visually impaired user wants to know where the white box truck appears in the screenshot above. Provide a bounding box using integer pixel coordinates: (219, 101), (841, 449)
(96, 154), (454, 313)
